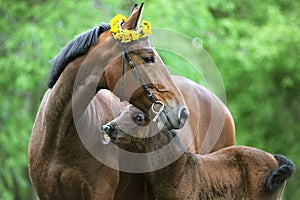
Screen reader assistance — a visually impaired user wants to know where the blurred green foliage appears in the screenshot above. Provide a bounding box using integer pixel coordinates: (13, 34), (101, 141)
(0, 0), (299, 199)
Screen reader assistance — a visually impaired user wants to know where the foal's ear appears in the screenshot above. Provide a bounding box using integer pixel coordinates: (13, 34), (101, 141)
(123, 2), (144, 30)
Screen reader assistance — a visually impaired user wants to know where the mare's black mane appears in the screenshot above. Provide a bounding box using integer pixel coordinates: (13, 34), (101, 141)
(47, 23), (110, 88)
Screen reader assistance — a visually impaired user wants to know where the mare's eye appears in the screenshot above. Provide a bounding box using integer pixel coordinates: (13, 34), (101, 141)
(143, 55), (155, 64)
(132, 113), (145, 124)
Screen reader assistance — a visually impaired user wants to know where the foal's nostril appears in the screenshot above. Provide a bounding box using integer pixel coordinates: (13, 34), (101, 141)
(102, 124), (115, 134)
(178, 107), (189, 125)
(109, 124), (115, 132)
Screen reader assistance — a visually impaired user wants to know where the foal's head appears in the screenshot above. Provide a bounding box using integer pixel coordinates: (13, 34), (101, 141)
(101, 105), (153, 144)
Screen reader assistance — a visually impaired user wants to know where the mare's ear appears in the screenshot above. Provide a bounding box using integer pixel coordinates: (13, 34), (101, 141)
(131, 3), (138, 12)
(122, 2), (144, 30)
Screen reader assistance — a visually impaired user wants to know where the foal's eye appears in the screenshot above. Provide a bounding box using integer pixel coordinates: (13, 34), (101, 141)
(133, 113), (145, 124)
(142, 55), (155, 64)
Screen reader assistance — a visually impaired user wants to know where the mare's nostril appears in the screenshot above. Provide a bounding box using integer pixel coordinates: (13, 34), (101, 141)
(178, 107), (189, 125)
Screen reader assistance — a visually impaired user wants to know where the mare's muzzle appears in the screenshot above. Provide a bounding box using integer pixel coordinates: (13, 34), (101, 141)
(178, 107), (189, 127)
(158, 106), (189, 130)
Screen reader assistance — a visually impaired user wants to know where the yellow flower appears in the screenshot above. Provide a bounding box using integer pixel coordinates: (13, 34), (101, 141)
(131, 30), (141, 41)
(122, 30), (132, 43)
(110, 14), (127, 33)
(142, 20), (152, 35)
(110, 14), (152, 43)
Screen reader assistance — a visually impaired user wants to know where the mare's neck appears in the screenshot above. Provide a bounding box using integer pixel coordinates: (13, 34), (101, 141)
(48, 39), (117, 114)
(41, 39), (118, 153)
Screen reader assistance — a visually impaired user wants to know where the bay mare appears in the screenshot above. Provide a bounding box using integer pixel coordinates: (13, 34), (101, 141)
(29, 74), (235, 199)
(28, 4), (189, 199)
(28, 3), (235, 199)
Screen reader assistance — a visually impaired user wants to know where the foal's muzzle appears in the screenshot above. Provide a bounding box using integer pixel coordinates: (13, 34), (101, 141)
(101, 124), (117, 144)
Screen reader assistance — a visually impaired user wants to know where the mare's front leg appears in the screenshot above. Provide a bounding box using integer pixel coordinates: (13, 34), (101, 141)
(58, 166), (119, 200)
(93, 165), (119, 200)
(58, 168), (92, 200)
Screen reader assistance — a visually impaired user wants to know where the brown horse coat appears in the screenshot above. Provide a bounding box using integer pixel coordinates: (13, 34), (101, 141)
(28, 4), (191, 199)
(29, 75), (235, 199)
(115, 75), (236, 199)
(103, 105), (295, 200)
(173, 75), (235, 154)
(28, 90), (127, 199)
(29, 3), (235, 199)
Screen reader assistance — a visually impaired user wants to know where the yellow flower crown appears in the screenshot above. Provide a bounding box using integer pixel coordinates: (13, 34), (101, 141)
(110, 14), (152, 43)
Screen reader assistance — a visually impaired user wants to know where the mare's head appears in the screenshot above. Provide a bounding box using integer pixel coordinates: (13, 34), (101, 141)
(48, 3), (188, 129)
(101, 105), (151, 144)
(102, 4), (189, 129)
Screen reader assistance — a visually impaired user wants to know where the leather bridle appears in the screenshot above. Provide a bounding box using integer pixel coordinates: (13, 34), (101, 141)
(119, 42), (165, 122)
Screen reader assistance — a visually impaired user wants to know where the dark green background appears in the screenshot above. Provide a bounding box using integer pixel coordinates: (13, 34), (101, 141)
(1, 0), (299, 199)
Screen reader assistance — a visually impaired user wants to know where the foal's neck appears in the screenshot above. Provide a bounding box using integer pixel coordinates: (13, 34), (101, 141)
(140, 131), (192, 198)
(132, 130), (175, 150)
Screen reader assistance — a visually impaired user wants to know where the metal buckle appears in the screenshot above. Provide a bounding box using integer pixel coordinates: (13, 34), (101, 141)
(151, 101), (165, 122)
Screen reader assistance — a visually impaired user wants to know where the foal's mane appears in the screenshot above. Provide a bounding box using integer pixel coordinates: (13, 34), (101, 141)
(47, 23), (110, 88)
